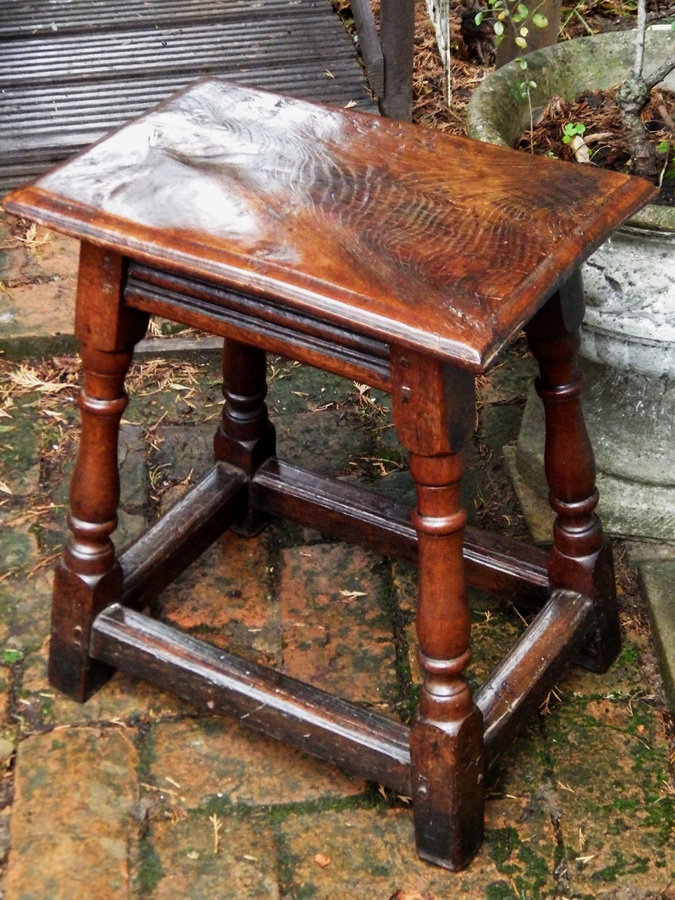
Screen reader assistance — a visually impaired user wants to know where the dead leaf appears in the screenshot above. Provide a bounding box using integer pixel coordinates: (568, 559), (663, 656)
(340, 589), (367, 601)
(313, 852), (332, 868)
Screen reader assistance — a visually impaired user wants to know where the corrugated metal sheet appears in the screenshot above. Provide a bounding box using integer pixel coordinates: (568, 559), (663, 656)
(0, 0), (376, 195)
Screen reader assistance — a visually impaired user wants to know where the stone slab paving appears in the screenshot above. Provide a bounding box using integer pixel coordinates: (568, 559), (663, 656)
(0, 222), (674, 898)
(0, 214), (79, 356)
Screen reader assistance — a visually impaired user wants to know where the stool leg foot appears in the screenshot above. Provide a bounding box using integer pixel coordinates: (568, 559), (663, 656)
(214, 338), (276, 535)
(50, 245), (148, 701)
(526, 273), (620, 672)
(392, 351), (484, 869)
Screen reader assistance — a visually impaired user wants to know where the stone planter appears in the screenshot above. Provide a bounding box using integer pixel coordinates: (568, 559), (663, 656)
(467, 31), (675, 541)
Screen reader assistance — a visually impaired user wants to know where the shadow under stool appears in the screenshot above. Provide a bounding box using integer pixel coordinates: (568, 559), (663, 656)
(4, 81), (655, 870)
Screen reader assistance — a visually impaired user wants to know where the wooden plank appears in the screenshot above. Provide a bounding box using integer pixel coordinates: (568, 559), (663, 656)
(476, 589), (594, 764)
(7, 82), (652, 369)
(350, 0), (384, 96)
(0, 0), (376, 194)
(91, 603), (413, 795)
(379, 0), (416, 119)
(0, 21), (360, 88)
(123, 264), (392, 391)
(251, 459), (551, 605)
(120, 463), (247, 609)
(0, 0), (328, 38)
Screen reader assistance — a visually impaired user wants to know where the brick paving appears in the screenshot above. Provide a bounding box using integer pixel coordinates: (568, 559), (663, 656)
(1, 215), (675, 899)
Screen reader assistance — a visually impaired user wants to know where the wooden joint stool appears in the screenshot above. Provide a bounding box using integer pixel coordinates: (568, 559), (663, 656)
(4, 81), (655, 870)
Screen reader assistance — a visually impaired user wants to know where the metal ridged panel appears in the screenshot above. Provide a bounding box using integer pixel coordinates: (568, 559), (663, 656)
(0, 20), (358, 87)
(0, 0), (375, 195)
(0, 0), (324, 38)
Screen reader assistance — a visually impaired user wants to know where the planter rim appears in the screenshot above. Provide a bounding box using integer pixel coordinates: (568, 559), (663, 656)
(466, 30), (675, 233)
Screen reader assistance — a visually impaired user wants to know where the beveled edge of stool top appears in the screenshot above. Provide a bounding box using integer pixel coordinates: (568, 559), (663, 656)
(4, 80), (655, 372)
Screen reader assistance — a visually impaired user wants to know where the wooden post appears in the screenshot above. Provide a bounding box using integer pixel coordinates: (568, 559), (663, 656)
(525, 272), (620, 672)
(380, 0), (416, 120)
(391, 348), (484, 870)
(214, 337), (276, 533)
(49, 244), (148, 701)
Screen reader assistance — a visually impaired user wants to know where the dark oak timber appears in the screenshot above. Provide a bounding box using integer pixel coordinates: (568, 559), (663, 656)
(91, 603), (412, 795)
(4, 83), (656, 871)
(525, 273), (621, 672)
(120, 462), (248, 609)
(49, 244), (149, 701)
(250, 459), (551, 607)
(475, 588), (594, 762)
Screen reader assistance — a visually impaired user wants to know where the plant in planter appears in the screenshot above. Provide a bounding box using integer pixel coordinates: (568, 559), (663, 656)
(466, 25), (675, 542)
(615, 1), (675, 181)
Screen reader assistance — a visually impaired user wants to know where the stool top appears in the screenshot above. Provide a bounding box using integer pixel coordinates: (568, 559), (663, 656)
(4, 80), (654, 371)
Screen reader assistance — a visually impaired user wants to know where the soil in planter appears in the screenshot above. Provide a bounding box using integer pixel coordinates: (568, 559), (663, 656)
(516, 87), (675, 205)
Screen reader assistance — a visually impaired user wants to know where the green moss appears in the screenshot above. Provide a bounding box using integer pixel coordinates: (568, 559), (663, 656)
(488, 826), (521, 867)
(486, 881), (518, 900)
(135, 837), (165, 895)
(592, 848), (627, 882)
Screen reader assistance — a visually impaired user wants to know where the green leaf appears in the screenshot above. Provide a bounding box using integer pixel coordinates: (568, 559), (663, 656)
(517, 57), (528, 70)
(532, 12), (549, 28)
(2, 648), (22, 665)
(517, 4), (529, 17)
(493, 20), (504, 35)
(475, 11), (484, 25)
(515, 36), (528, 48)
(519, 25), (529, 36)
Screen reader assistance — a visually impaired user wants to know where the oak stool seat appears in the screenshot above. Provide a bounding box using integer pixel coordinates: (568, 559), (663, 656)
(4, 80), (655, 870)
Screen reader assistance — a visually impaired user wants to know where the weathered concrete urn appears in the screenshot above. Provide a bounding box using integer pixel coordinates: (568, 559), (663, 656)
(467, 30), (675, 541)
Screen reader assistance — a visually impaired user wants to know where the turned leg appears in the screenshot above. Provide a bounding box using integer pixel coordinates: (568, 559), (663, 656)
(392, 349), (484, 870)
(213, 337), (276, 534)
(525, 271), (620, 672)
(50, 244), (148, 701)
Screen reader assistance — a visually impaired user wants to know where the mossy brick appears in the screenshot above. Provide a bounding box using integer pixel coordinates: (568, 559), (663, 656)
(7, 726), (139, 899)
(0, 413), (39, 496)
(275, 409), (369, 477)
(479, 405), (524, 453)
(479, 349), (536, 406)
(279, 542), (398, 706)
(0, 526), (39, 576)
(117, 424), (149, 514)
(147, 717), (365, 811)
(114, 509), (148, 554)
(541, 693), (675, 897)
(0, 568), (50, 651)
(152, 423), (215, 484)
(267, 360), (354, 416)
(391, 558), (526, 694)
(0, 281), (75, 345)
(144, 813), (279, 899)
(51, 423), (148, 510)
(373, 465), (483, 527)
(280, 805), (559, 899)
(154, 530), (279, 664)
(20, 641), (189, 730)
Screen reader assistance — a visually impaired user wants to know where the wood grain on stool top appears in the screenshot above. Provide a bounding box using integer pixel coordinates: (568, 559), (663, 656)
(4, 80), (655, 371)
